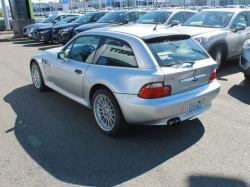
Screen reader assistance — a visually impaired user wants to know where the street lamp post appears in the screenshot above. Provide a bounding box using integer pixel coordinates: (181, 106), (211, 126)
(0, 0), (11, 30)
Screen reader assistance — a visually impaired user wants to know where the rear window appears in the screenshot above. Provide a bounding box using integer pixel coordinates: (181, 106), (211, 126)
(145, 36), (210, 67)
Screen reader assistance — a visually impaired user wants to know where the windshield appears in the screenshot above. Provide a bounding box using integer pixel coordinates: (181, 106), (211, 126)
(98, 12), (125, 23)
(74, 13), (96, 23)
(42, 15), (57, 23)
(183, 11), (234, 28)
(54, 17), (76, 25)
(145, 36), (209, 67)
(136, 11), (172, 24)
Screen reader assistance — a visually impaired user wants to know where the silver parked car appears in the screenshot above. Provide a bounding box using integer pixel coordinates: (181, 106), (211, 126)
(170, 9), (250, 69)
(240, 39), (250, 80)
(135, 9), (196, 26)
(30, 26), (220, 135)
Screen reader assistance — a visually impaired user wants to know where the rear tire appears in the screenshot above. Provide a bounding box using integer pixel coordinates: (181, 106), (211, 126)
(31, 61), (47, 91)
(92, 88), (130, 136)
(210, 46), (223, 70)
(244, 74), (250, 80)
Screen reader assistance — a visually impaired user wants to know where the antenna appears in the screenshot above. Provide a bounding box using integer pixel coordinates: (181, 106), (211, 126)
(153, 8), (167, 31)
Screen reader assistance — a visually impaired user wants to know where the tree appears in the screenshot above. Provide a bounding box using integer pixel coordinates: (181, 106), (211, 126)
(113, 0), (116, 7)
(0, 9), (3, 17)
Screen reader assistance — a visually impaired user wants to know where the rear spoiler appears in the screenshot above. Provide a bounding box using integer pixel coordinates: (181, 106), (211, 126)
(144, 35), (191, 43)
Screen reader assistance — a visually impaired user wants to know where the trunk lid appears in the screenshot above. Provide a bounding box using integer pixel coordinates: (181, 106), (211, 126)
(160, 59), (216, 94)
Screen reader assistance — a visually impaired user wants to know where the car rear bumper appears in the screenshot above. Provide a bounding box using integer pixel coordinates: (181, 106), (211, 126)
(114, 80), (220, 125)
(239, 49), (250, 75)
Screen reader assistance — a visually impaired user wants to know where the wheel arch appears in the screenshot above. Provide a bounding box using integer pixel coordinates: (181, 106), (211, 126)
(89, 84), (114, 107)
(30, 58), (38, 71)
(208, 40), (229, 60)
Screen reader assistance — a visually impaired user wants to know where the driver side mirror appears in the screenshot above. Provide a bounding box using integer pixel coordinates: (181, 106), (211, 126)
(170, 20), (179, 27)
(53, 20), (59, 24)
(233, 23), (246, 32)
(56, 52), (66, 63)
(121, 20), (129, 25)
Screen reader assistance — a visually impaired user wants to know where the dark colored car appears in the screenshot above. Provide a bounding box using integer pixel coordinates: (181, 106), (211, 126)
(51, 12), (108, 44)
(23, 14), (79, 38)
(33, 16), (79, 44)
(0, 20), (12, 31)
(73, 11), (148, 39)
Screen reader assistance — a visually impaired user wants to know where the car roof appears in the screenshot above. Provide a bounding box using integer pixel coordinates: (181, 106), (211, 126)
(84, 25), (188, 40)
(201, 8), (247, 13)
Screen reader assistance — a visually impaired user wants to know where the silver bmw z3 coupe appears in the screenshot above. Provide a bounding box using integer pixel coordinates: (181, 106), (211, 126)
(30, 26), (220, 135)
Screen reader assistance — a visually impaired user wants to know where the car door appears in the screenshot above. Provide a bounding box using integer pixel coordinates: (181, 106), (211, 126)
(50, 35), (101, 97)
(228, 12), (249, 57)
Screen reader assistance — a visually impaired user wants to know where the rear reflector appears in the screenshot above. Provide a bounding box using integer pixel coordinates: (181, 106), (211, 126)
(209, 69), (216, 82)
(138, 82), (171, 99)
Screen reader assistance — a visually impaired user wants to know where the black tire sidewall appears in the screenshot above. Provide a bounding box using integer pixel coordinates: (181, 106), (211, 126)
(211, 46), (223, 69)
(31, 62), (46, 91)
(92, 88), (124, 136)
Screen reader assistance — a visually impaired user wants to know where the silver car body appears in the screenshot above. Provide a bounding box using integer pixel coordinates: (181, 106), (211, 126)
(30, 26), (220, 125)
(239, 39), (250, 76)
(170, 9), (250, 60)
(135, 9), (196, 25)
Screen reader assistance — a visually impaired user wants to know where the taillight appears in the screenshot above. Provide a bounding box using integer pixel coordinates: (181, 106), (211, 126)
(138, 82), (171, 99)
(209, 69), (216, 82)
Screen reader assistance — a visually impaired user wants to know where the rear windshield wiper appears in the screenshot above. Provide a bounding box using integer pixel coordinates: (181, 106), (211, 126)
(164, 61), (195, 67)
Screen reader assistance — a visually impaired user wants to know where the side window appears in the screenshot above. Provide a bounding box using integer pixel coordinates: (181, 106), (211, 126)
(122, 12), (136, 22)
(232, 13), (248, 27)
(93, 13), (105, 22)
(96, 38), (138, 68)
(68, 36), (101, 63)
(184, 12), (195, 21)
(138, 12), (147, 19)
(63, 40), (74, 57)
(169, 12), (184, 24)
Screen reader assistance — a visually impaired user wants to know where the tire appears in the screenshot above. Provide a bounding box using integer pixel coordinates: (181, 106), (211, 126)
(31, 61), (47, 91)
(92, 88), (130, 136)
(244, 73), (250, 80)
(210, 46), (223, 70)
(51, 38), (59, 44)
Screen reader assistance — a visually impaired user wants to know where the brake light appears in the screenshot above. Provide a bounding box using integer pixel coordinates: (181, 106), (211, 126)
(209, 69), (216, 82)
(138, 82), (171, 99)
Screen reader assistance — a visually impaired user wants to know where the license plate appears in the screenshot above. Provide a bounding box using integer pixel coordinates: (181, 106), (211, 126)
(188, 101), (202, 115)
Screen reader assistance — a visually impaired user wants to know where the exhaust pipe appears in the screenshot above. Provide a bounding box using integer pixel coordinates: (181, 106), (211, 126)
(167, 117), (181, 126)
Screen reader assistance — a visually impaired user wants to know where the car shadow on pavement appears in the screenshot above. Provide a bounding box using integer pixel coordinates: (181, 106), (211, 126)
(228, 79), (250, 105)
(4, 84), (205, 186)
(188, 175), (248, 187)
(217, 59), (240, 80)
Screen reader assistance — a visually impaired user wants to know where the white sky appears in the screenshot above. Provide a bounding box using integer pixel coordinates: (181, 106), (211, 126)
(0, 0), (60, 8)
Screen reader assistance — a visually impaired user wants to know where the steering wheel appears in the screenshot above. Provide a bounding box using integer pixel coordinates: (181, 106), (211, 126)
(82, 45), (95, 53)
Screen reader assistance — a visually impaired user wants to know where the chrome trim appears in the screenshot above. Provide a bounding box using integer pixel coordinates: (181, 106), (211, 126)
(179, 74), (206, 83)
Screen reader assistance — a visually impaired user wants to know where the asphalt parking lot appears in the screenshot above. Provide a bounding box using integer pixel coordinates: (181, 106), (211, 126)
(0, 40), (250, 187)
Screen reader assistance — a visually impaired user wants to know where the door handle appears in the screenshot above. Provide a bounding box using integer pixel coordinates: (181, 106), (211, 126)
(74, 69), (82, 74)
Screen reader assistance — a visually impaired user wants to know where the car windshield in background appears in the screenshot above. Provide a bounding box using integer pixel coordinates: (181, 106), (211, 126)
(74, 13), (96, 23)
(136, 11), (172, 24)
(98, 12), (125, 23)
(145, 36), (209, 67)
(183, 11), (234, 28)
(54, 17), (76, 25)
(42, 15), (57, 23)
